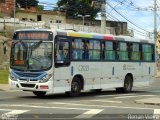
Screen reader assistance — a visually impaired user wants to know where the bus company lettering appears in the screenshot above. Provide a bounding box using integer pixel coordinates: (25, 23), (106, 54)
(123, 64), (136, 70)
(78, 65), (89, 71)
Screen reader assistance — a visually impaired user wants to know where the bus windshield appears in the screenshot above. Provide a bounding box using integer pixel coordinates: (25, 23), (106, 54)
(10, 41), (53, 71)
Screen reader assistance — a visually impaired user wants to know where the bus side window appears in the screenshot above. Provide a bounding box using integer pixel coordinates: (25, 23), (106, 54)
(104, 41), (115, 60)
(118, 42), (128, 60)
(72, 39), (84, 60)
(142, 44), (152, 61)
(88, 40), (100, 60)
(130, 43), (140, 61)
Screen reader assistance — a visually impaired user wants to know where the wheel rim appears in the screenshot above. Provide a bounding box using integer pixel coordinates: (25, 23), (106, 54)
(71, 82), (80, 93)
(124, 79), (131, 91)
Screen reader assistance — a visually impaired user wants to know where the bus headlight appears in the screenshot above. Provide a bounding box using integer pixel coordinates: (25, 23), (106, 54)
(39, 74), (53, 83)
(10, 72), (17, 81)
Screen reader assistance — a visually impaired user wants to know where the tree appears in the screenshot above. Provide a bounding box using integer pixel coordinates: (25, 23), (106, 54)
(57, 0), (100, 19)
(36, 5), (44, 11)
(16, 0), (39, 9)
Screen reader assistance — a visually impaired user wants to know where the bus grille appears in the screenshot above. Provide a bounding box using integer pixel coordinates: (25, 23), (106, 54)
(15, 72), (41, 78)
(20, 83), (35, 88)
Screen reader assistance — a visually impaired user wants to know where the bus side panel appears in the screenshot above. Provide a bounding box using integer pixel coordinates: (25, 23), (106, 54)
(135, 62), (155, 87)
(71, 62), (101, 90)
(53, 66), (71, 93)
(101, 62), (123, 89)
(87, 62), (101, 89)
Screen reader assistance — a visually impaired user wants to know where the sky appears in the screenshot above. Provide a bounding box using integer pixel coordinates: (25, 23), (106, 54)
(38, 0), (159, 40)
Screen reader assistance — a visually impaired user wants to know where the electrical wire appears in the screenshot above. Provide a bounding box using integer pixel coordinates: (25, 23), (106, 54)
(106, 1), (152, 33)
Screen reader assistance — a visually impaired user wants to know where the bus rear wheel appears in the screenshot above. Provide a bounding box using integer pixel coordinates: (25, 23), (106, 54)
(116, 75), (133, 93)
(68, 77), (81, 97)
(33, 91), (46, 97)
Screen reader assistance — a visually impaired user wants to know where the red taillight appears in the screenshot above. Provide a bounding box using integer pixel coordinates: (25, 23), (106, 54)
(40, 85), (48, 89)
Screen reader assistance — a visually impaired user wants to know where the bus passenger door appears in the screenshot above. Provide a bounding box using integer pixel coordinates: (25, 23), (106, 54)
(53, 37), (71, 93)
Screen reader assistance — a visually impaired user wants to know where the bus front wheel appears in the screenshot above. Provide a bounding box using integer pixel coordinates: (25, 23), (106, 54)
(33, 91), (46, 97)
(68, 77), (81, 97)
(116, 75), (133, 93)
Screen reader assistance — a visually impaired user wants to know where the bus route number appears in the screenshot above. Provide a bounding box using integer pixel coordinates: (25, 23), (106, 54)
(78, 65), (89, 71)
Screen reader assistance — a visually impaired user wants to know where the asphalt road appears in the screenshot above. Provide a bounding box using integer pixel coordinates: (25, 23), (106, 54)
(0, 78), (160, 120)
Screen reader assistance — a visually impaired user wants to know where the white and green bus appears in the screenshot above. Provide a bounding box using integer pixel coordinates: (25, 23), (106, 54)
(9, 29), (156, 97)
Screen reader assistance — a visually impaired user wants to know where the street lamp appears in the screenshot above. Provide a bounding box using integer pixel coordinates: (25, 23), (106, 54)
(77, 14), (90, 31)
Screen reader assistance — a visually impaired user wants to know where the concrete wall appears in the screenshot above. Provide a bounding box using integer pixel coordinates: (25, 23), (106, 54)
(0, 37), (11, 69)
(0, 18), (45, 37)
(16, 11), (66, 23)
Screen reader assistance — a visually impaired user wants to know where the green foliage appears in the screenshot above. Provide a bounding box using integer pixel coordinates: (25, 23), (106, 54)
(0, 12), (3, 18)
(16, 0), (39, 9)
(0, 32), (6, 37)
(36, 5), (44, 11)
(0, 70), (9, 84)
(57, 0), (100, 19)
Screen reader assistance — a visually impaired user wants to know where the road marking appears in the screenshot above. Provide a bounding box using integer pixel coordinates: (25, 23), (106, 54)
(0, 109), (28, 119)
(75, 109), (103, 118)
(114, 95), (156, 99)
(51, 102), (156, 110)
(154, 109), (160, 114)
(0, 104), (103, 119)
(88, 99), (122, 103)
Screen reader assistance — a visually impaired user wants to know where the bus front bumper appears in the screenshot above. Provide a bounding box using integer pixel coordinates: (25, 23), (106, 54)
(9, 78), (53, 94)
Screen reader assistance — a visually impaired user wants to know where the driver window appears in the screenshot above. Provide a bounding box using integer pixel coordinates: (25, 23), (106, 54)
(56, 41), (69, 61)
(55, 37), (70, 67)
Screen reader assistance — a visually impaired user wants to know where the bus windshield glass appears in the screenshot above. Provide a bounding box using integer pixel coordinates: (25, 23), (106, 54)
(10, 41), (53, 71)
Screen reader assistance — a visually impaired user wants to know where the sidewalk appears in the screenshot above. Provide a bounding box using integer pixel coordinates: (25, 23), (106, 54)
(155, 71), (160, 78)
(0, 84), (9, 91)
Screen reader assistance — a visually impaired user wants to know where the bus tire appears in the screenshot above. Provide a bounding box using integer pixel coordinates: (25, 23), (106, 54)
(69, 77), (81, 97)
(116, 75), (133, 93)
(33, 91), (46, 97)
(123, 75), (133, 93)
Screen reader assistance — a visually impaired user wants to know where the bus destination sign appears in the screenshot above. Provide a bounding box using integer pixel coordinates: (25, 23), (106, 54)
(13, 31), (53, 40)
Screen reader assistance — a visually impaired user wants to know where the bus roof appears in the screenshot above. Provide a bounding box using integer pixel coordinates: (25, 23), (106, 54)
(57, 30), (154, 44)
(15, 29), (154, 44)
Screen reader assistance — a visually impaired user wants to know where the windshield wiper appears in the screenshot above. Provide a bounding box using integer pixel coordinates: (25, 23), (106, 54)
(31, 40), (43, 50)
(20, 40), (27, 50)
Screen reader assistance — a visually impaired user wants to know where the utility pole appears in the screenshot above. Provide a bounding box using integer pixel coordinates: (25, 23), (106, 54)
(14, 0), (16, 32)
(154, 0), (157, 60)
(154, 0), (157, 42)
(91, 0), (106, 34)
(101, 0), (106, 34)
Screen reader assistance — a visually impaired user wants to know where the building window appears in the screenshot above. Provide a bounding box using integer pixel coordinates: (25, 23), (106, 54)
(56, 20), (61, 23)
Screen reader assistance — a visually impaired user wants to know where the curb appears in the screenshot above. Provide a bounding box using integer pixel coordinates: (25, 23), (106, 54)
(135, 97), (160, 106)
(135, 101), (160, 106)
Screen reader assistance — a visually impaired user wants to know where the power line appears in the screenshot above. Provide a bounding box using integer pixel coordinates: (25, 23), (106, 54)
(108, 0), (154, 28)
(106, 1), (152, 33)
(106, 11), (149, 37)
